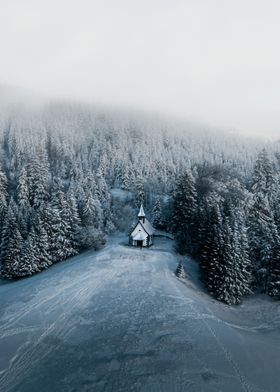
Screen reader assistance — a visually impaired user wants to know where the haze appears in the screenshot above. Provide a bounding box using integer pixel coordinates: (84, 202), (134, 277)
(1, 0), (280, 137)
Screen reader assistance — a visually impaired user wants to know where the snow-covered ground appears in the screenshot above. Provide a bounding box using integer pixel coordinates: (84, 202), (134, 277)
(0, 234), (279, 392)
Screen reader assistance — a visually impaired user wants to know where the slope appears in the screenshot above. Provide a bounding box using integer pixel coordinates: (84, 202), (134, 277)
(0, 235), (279, 392)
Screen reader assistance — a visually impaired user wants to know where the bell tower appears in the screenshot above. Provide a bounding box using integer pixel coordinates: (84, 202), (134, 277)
(138, 204), (146, 224)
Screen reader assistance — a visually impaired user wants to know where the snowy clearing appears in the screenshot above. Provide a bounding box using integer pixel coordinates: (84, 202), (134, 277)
(0, 234), (279, 392)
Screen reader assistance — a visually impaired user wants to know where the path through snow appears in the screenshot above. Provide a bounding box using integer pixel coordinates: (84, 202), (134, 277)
(0, 235), (279, 392)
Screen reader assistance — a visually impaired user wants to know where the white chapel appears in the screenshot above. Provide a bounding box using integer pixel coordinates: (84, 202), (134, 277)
(129, 204), (155, 247)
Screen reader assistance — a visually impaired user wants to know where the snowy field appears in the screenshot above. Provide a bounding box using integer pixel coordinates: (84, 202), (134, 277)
(0, 234), (279, 392)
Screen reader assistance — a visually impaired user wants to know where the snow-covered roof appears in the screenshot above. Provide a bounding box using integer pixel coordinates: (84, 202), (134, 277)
(141, 219), (155, 235)
(133, 231), (148, 241)
(138, 204), (145, 217)
(131, 222), (148, 238)
(131, 219), (155, 238)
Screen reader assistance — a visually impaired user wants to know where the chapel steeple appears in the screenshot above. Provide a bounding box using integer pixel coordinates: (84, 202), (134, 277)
(138, 203), (145, 223)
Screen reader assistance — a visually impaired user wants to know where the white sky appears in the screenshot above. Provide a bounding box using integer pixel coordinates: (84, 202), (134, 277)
(0, 0), (280, 137)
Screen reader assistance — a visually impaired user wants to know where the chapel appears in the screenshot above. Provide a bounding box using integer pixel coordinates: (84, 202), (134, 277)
(129, 204), (155, 247)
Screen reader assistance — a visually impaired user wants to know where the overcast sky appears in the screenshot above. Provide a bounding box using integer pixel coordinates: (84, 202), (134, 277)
(0, 0), (280, 137)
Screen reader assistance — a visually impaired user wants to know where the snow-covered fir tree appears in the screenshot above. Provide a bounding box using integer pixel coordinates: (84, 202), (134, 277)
(28, 155), (49, 208)
(200, 202), (251, 305)
(152, 197), (163, 229)
(0, 166), (8, 229)
(17, 227), (41, 277)
(51, 179), (78, 261)
(17, 166), (30, 208)
(172, 170), (197, 255)
(268, 243), (280, 297)
(0, 199), (23, 278)
(248, 194), (279, 293)
(134, 175), (145, 207)
(175, 260), (186, 279)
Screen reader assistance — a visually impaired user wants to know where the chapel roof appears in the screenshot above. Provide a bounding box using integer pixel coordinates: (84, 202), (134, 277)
(138, 204), (145, 217)
(133, 231), (148, 241)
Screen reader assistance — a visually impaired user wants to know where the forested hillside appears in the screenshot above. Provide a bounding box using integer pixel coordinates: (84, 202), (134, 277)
(0, 100), (279, 306)
(172, 150), (280, 304)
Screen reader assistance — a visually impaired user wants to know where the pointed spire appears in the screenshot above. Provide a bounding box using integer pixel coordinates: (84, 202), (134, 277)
(138, 203), (145, 218)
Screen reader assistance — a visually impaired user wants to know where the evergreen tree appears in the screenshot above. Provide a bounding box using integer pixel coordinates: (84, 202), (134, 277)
(175, 260), (186, 278)
(82, 189), (101, 227)
(221, 213), (252, 304)
(1, 227), (23, 278)
(134, 176), (145, 207)
(83, 171), (98, 197)
(96, 168), (109, 205)
(38, 204), (60, 264)
(0, 199), (23, 278)
(17, 166), (31, 238)
(121, 167), (133, 191)
(172, 170), (197, 255)
(252, 149), (277, 203)
(71, 179), (87, 215)
(17, 166), (30, 208)
(67, 188), (82, 250)
(0, 166), (8, 230)
(248, 194), (279, 292)
(200, 202), (251, 304)
(51, 180), (78, 261)
(17, 207), (29, 239)
(0, 166), (8, 195)
(152, 197), (163, 229)
(28, 155), (49, 208)
(32, 213), (52, 270)
(196, 197), (211, 260)
(17, 228), (41, 277)
(200, 201), (223, 291)
(268, 243), (280, 297)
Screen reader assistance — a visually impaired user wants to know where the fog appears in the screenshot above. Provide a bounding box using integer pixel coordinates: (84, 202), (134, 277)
(1, 0), (280, 137)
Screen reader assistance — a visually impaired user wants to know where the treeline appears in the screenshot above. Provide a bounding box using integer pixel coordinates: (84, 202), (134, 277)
(172, 150), (280, 304)
(0, 150), (110, 278)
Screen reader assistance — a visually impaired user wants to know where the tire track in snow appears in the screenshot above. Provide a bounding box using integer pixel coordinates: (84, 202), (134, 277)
(173, 277), (253, 392)
(96, 252), (160, 392)
(0, 247), (118, 334)
(0, 326), (39, 339)
(162, 270), (214, 387)
(195, 301), (269, 392)
(0, 271), (93, 333)
(102, 252), (196, 392)
(0, 240), (271, 392)
(0, 267), (119, 392)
